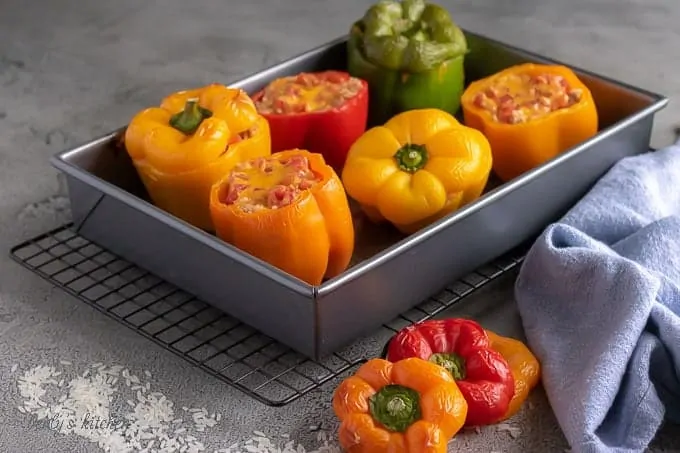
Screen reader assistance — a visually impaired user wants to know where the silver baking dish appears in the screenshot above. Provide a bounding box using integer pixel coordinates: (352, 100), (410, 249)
(51, 32), (668, 359)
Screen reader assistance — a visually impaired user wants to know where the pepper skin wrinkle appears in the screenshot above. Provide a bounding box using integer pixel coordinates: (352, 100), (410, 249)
(486, 330), (541, 420)
(333, 358), (468, 452)
(347, 0), (469, 125)
(387, 318), (516, 426)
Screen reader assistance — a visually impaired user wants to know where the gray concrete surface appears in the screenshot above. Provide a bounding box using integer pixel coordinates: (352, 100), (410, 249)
(1, 0), (679, 452)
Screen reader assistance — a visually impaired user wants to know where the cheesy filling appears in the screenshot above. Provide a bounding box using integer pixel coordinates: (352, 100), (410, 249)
(473, 73), (583, 124)
(222, 155), (321, 212)
(255, 73), (364, 115)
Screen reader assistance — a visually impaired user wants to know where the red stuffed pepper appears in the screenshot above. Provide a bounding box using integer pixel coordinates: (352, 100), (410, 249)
(386, 318), (515, 427)
(252, 71), (369, 171)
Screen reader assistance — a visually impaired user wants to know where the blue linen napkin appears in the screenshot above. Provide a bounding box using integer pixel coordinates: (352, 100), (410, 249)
(514, 142), (680, 453)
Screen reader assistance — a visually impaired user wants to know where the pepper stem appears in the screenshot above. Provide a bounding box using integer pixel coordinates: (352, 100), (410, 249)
(368, 384), (421, 432)
(394, 144), (428, 173)
(430, 353), (466, 380)
(169, 98), (213, 135)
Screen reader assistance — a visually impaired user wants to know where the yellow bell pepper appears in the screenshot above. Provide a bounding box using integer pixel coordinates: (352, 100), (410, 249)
(124, 84), (271, 231)
(461, 63), (598, 182)
(341, 109), (493, 234)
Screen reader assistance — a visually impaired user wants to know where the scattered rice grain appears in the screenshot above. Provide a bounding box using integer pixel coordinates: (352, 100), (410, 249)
(13, 360), (342, 453)
(496, 423), (522, 439)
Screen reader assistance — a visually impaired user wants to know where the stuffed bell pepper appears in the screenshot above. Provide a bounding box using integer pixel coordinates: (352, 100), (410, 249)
(333, 358), (467, 452)
(252, 71), (369, 171)
(485, 330), (541, 420)
(461, 63), (599, 181)
(386, 318), (515, 426)
(341, 108), (492, 234)
(348, 0), (468, 125)
(209, 150), (354, 286)
(124, 84), (271, 231)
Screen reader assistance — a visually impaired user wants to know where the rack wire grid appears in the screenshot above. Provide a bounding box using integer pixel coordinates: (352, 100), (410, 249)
(10, 223), (526, 407)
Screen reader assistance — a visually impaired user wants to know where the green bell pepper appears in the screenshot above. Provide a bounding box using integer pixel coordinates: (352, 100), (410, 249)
(347, 0), (468, 125)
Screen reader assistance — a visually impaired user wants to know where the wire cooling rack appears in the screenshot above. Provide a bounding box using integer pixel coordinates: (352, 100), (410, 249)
(10, 223), (526, 407)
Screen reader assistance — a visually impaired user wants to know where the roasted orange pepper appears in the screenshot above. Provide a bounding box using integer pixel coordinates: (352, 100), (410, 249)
(486, 330), (541, 420)
(341, 109), (493, 235)
(333, 358), (468, 453)
(209, 150), (354, 286)
(124, 84), (271, 231)
(461, 63), (598, 182)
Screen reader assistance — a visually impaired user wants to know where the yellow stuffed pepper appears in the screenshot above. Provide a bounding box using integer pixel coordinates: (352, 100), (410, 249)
(461, 63), (598, 182)
(341, 109), (493, 234)
(124, 84), (271, 231)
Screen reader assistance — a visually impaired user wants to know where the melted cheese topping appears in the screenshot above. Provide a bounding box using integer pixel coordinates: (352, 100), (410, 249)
(223, 155), (321, 212)
(474, 73), (583, 124)
(255, 73), (363, 115)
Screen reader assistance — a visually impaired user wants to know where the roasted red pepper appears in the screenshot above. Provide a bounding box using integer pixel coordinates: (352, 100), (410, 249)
(386, 318), (515, 427)
(252, 71), (369, 172)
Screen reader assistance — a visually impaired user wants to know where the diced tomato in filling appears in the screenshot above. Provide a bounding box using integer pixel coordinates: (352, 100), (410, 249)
(255, 73), (364, 115)
(472, 73), (583, 124)
(221, 155), (321, 212)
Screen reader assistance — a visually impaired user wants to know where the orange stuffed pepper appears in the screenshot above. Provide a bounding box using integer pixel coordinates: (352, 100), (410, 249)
(333, 358), (468, 453)
(209, 150), (354, 286)
(124, 84), (271, 231)
(461, 63), (598, 182)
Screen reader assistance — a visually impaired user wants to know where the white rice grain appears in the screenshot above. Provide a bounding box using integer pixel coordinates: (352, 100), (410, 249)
(13, 360), (342, 453)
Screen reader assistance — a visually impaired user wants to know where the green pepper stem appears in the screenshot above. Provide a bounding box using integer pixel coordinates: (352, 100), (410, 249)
(394, 144), (428, 173)
(368, 384), (421, 432)
(169, 98), (213, 135)
(430, 353), (466, 380)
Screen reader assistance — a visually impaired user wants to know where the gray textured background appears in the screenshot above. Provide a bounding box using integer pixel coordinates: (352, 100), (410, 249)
(1, 0), (679, 452)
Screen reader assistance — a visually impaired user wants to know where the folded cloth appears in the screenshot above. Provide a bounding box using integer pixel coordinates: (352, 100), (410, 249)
(515, 142), (680, 453)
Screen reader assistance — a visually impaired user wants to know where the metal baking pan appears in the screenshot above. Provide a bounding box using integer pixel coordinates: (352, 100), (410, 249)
(50, 31), (667, 360)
